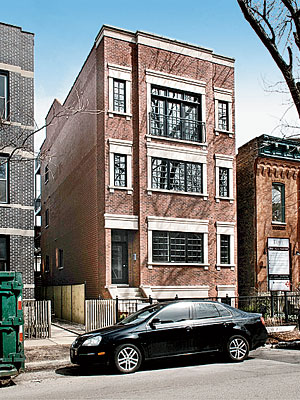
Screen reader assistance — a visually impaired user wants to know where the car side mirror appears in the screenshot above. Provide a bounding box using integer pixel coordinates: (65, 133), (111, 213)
(149, 318), (161, 329)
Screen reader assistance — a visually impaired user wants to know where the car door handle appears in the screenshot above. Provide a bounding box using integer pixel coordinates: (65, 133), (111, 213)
(185, 326), (192, 332)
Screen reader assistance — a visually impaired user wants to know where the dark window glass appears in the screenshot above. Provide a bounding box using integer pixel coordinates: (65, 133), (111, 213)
(218, 101), (229, 131)
(113, 79), (126, 113)
(114, 154), (127, 187)
(152, 231), (204, 263)
(0, 157), (8, 203)
(194, 303), (220, 319)
(220, 234), (231, 264)
(58, 249), (63, 269)
(214, 303), (232, 317)
(45, 255), (50, 272)
(151, 158), (202, 193)
(156, 303), (191, 323)
(45, 165), (49, 183)
(219, 167), (229, 197)
(272, 183), (285, 222)
(0, 73), (8, 119)
(150, 85), (204, 142)
(0, 236), (9, 271)
(45, 209), (49, 227)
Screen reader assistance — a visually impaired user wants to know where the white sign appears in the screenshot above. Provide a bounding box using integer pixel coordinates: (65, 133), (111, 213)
(268, 238), (290, 276)
(269, 279), (291, 292)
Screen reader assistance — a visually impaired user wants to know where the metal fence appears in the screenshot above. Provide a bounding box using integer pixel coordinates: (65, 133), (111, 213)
(23, 300), (52, 339)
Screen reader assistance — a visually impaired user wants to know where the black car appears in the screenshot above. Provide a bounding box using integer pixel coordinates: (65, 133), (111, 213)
(70, 300), (268, 373)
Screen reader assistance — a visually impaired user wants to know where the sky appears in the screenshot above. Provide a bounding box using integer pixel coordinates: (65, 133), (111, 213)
(2, 0), (299, 152)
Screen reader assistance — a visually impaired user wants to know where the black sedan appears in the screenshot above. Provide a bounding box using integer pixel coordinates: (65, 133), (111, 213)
(70, 300), (268, 373)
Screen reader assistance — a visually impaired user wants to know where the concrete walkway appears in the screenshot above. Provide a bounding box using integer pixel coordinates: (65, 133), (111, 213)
(25, 324), (78, 348)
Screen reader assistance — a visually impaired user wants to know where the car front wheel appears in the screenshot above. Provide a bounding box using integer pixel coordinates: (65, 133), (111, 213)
(226, 335), (249, 362)
(114, 344), (142, 373)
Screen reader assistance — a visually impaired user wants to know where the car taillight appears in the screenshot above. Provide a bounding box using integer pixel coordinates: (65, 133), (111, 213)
(260, 316), (266, 326)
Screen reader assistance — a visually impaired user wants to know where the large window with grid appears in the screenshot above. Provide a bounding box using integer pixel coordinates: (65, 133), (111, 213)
(113, 79), (126, 113)
(272, 183), (285, 223)
(0, 72), (8, 120)
(0, 157), (8, 203)
(219, 167), (229, 197)
(152, 231), (204, 263)
(220, 234), (230, 264)
(218, 101), (229, 131)
(152, 158), (202, 193)
(150, 86), (204, 142)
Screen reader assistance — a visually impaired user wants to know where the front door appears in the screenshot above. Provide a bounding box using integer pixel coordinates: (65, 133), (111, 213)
(111, 230), (128, 284)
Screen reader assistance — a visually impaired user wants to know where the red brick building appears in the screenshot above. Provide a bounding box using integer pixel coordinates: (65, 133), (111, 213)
(237, 135), (300, 295)
(40, 25), (237, 300)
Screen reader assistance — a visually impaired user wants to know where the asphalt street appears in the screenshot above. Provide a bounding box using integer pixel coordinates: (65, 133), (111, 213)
(2, 348), (300, 400)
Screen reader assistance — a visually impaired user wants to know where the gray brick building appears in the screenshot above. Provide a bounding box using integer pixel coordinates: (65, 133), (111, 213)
(0, 22), (35, 298)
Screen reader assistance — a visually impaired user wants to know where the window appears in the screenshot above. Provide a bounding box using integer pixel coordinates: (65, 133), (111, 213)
(0, 236), (9, 271)
(45, 255), (50, 273)
(194, 303), (219, 319)
(0, 157), (8, 203)
(219, 167), (229, 197)
(45, 209), (49, 227)
(109, 139), (133, 193)
(45, 165), (49, 184)
(216, 222), (235, 269)
(150, 86), (205, 142)
(0, 72), (8, 120)
(152, 231), (204, 263)
(152, 158), (202, 193)
(56, 248), (64, 269)
(220, 234), (230, 264)
(113, 79), (126, 113)
(114, 154), (127, 187)
(214, 87), (233, 135)
(215, 154), (234, 202)
(156, 303), (191, 323)
(272, 183), (285, 223)
(218, 101), (229, 131)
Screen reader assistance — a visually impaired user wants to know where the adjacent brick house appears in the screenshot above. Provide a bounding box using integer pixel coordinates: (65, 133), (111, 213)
(40, 25), (237, 300)
(237, 134), (300, 295)
(0, 22), (35, 299)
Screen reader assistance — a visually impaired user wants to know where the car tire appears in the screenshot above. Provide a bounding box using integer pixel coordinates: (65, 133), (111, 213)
(114, 344), (142, 373)
(226, 335), (249, 362)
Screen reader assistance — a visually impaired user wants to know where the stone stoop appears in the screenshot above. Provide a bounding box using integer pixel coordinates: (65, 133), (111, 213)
(107, 286), (144, 299)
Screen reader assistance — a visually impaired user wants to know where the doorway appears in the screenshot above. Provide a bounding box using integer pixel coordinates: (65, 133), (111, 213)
(111, 230), (128, 284)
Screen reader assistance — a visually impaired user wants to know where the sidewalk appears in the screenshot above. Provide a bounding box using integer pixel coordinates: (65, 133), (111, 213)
(24, 322), (83, 371)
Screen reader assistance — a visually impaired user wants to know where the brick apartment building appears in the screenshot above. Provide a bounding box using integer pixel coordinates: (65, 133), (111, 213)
(237, 135), (300, 295)
(40, 25), (237, 301)
(0, 22), (35, 299)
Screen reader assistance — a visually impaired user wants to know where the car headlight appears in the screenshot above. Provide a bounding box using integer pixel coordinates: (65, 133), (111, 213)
(82, 335), (102, 346)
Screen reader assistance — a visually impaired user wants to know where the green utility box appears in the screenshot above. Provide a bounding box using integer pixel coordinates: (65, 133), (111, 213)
(0, 272), (25, 378)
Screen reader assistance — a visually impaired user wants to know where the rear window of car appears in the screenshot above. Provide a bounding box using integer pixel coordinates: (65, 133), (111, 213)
(193, 303), (220, 319)
(214, 303), (232, 317)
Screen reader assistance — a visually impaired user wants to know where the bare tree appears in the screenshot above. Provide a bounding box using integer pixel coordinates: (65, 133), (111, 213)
(237, 0), (300, 118)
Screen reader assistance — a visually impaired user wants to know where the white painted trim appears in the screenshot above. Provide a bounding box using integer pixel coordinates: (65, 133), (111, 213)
(146, 69), (206, 93)
(0, 146), (34, 159)
(0, 203), (34, 210)
(143, 285), (210, 299)
(108, 139), (133, 193)
(104, 214), (138, 230)
(0, 228), (34, 237)
(146, 134), (208, 148)
(0, 62), (34, 78)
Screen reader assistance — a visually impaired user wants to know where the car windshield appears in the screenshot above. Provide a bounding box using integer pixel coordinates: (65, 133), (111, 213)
(119, 304), (164, 325)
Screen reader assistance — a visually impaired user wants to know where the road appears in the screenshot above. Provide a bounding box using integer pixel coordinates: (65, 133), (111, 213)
(2, 348), (300, 400)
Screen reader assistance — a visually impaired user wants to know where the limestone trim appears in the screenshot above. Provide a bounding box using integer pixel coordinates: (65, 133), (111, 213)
(107, 63), (132, 119)
(140, 285), (210, 299)
(104, 213), (138, 230)
(0, 228), (34, 237)
(215, 154), (234, 203)
(108, 138), (133, 194)
(214, 87), (233, 136)
(0, 62), (34, 78)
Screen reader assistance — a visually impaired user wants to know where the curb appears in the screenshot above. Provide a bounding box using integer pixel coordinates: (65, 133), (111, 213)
(25, 358), (72, 372)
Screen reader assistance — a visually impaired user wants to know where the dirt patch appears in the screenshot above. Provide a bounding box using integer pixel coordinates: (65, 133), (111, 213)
(267, 329), (300, 344)
(25, 345), (70, 362)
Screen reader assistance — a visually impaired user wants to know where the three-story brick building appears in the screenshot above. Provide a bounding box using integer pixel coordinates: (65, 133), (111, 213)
(0, 22), (35, 299)
(40, 25), (237, 301)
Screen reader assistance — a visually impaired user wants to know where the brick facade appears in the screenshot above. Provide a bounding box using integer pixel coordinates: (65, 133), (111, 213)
(0, 22), (34, 299)
(237, 135), (300, 295)
(41, 25), (237, 300)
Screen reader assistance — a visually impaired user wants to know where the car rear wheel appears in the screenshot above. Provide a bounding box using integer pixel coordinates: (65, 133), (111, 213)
(114, 344), (142, 373)
(226, 335), (249, 362)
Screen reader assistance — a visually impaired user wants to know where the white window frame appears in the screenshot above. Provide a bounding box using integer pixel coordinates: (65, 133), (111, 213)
(215, 154), (234, 203)
(147, 142), (208, 198)
(0, 72), (8, 120)
(0, 157), (8, 204)
(145, 69), (207, 146)
(108, 64), (132, 119)
(147, 216), (209, 269)
(216, 221), (235, 270)
(109, 139), (133, 194)
(214, 87), (233, 136)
